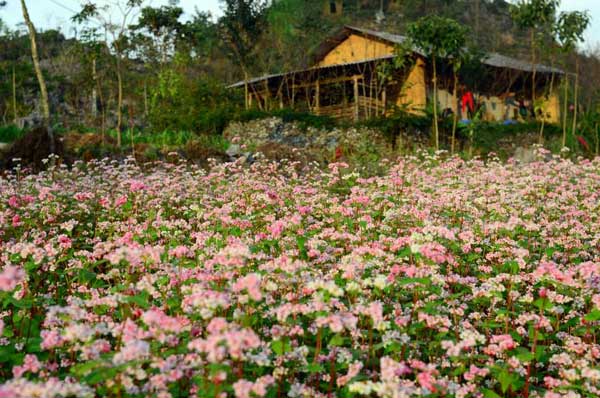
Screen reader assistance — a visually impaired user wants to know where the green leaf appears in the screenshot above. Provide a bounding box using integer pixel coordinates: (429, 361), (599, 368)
(125, 291), (150, 309)
(533, 298), (552, 311)
(296, 235), (308, 260)
(496, 367), (522, 394)
(329, 334), (345, 347)
(305, 362), (325, 374)
(271, 338), (290, 356)
(78, 269), (97, 284)
(513, 347), (534, 362)
(503, 260), (520, 275)
(71, 360), (105, 377)
(397, 277), (432, 286)
(584, 309), (600, 321)
(482, 389), (502, 398)
(85, 366), (118, 385)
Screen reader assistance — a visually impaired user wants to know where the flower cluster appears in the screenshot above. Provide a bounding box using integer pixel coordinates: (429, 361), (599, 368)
(0, 154), (600, 398)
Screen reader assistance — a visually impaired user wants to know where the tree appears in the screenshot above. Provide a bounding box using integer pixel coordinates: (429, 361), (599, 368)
(510, 0), (559, 112)
(406, 15), (468, 151)
(73, 0), (147, 147)
(219, 0), (267, 109)
(450, 49), (481, 154)
(132, 4), (184, 66)
(265, 0), (335, 71)
(556, 10), (590, 148)
(73, 26), (109, 130)
(20, 0), (55, 152)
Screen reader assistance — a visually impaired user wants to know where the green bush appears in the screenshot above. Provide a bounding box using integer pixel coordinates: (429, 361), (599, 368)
(0, 125), (24, 143)
(147, 70), (241, 135)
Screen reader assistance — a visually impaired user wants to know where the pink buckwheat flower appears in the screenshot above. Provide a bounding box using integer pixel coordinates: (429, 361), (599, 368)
(0, 265), (25, 292)
(232, 273), (262, 301)
(114, 195), (128, 207)
(12, 354), (42, 378)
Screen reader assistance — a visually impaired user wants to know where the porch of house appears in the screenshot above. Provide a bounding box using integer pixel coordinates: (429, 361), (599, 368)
(236, 57), (413, 122)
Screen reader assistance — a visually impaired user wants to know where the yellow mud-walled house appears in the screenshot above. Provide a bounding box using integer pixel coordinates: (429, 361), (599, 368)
(230, 26), (563, 124)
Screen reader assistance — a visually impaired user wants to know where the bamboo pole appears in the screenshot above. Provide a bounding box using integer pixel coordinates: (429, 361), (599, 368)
(264, 80), (270, 111)
(572, 57), (579, 138)
(315, 80), (320, 115)
(432, 55), (440, 151)
(291, 75), (295, 107)
(353, 76), (359, 121)
(451, 71), (459, 154)
(12, 64), (17, 124)
(562, 75), (569, 148)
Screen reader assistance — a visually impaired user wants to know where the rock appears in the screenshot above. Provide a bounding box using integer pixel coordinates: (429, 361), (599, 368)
(16, 112), (44, 129)
(226, 144), (242, 157)
(0, 126), (65, 171)
(513, 146), (536, 164)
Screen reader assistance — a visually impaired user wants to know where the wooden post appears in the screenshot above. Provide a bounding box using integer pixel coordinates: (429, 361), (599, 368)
(315, 80), (320, 115)
(143, 79), (148, 118)
(382, 87), (387, 116)
(353, 75), (359, 121)
(12, 64), (17, 124)
(291, 75), (295, 107)
(264, 81), (270, 111)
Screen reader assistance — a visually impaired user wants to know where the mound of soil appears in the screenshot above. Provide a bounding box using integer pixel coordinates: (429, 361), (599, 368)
(0, 126), (65, 171)
(184, 139), (228, 167)
(62, 132), (117, 149)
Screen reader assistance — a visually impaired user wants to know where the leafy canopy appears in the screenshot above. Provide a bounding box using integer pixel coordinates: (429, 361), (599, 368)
(556, 10), (590, 52)
(510, 0), (559, 32)
(219, 0), (268, 68)
(406, 15), (468, 60)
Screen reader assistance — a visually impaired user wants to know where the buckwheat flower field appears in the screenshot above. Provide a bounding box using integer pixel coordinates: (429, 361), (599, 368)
(1, 152), (600, 398)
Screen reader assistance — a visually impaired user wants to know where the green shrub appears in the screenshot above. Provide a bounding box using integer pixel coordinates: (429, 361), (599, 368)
(147, 71), (241, 135)
(0, 125), (25, 143)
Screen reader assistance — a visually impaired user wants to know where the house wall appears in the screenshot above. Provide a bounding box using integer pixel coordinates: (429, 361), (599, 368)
(435, 90), (560, 124)
(396, 58), (427, 114)
(317, 34), (395, 67)
(539, 92), (560, 124)
(437, 89), (457, 113)
(311, 32), (562, 123)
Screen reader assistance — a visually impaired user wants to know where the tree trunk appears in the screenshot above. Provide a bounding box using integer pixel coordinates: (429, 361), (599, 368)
(451, 70), (459, 154)
(562, 75), (569, 148)
(116, 56), (123, 147)
(21, 0), (54, 153)
(432, 55), (439, 151)
(595, 122), (599, 156)
(129, 105), (135, 159)
(12, 64), (17, 124)
(539, 66), (556, 145)
(91, 57), (98, 119)
(243, 68), (250, 110)
(143, 79), (148, 118)
(572, 56), (579, 138)
(530, 29), (537, 107)
(474, 0), (480, 38)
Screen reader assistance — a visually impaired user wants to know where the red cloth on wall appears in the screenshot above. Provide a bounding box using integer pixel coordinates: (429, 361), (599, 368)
(461, 92), (474, 114)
